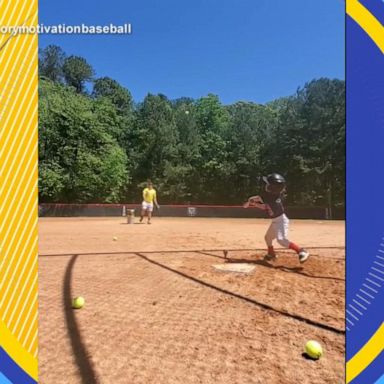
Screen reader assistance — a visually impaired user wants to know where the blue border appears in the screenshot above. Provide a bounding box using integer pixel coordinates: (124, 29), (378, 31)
(347, 2), (384, 382)
(0, 373), (12, 384)
(0, 348), (37, 384)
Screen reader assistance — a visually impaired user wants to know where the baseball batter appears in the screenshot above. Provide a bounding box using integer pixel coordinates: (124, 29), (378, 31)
(140, 181), (159, 224)
(244, 173), (310, 263)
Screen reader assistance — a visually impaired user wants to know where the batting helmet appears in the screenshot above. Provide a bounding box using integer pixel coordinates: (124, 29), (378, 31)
(262, 173), (286, 193)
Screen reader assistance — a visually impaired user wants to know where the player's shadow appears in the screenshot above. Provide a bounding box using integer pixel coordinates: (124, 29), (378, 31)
(225, 258), (345, 282)
(134, 252), (344, 335)
(63, 255), (99, 384)
(197, 251), (345, 282)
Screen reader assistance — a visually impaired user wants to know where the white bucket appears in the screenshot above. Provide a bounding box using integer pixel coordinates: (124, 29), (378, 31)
(127, 209), (135, 224)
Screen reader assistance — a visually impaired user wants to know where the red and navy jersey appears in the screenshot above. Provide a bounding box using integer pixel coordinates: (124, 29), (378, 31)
(260, 190), (285, 218)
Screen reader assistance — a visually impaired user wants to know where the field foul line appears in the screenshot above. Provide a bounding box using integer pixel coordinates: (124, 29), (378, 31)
(38, 247), (345, 261)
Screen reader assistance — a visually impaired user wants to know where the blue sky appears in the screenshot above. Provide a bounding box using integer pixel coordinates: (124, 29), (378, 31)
(38, 0), (345, 105)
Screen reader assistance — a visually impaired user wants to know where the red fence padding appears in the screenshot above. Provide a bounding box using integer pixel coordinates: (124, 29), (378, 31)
(39, 203), (345, 220)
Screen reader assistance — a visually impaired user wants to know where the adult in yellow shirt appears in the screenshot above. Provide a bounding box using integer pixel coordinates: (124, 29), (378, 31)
(140, 181), (160, 224)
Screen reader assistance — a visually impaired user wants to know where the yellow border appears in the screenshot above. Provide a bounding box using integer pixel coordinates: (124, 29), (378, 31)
(0, 0), (39, 381)
(346, 323), (384, 383)
(0, 320), (38, 379)
(346, 2), (384, 381)
(346, 0), (384, 54)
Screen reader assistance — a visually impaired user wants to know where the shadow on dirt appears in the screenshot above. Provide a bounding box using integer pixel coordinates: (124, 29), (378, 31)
(63, 255), (99, 384)
(197, 251), (345, 282)
(225, 258), (345, 282)
(134, 252), (345, 335)
(301, 352), (319, 361)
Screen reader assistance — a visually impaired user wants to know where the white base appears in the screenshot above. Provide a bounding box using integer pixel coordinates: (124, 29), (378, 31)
(212, 263), (255, 273)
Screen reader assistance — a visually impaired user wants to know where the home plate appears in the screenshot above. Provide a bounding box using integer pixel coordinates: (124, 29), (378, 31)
(212, 263), (256, 273)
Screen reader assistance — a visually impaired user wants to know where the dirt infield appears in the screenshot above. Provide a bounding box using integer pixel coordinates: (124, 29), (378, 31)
(38, 217), (345, 384)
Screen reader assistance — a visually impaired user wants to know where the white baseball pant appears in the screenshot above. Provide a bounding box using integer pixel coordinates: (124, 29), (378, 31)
(264, 213), (290, 248)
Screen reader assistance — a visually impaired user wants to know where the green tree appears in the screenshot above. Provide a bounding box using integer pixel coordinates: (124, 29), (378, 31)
(38, 161), (66, 200)
(39, 79), (128, 202)
(195, 94), (229, 135)
(63, 56), (95, 93)
(93, 77), (133, 115)
(188, 94), (233, 203)
(38, 45), (66, 82)
(128, 94), (179, 201)
(38, 46), (345, 209)
(169, 98), (198, 202)
(268, 78), (345, 208)
(226, 102), (278, 202)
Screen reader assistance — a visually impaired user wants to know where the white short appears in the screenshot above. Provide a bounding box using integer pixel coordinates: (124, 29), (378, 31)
(142, 201), (154, 212)
(265, 213), (290, 247)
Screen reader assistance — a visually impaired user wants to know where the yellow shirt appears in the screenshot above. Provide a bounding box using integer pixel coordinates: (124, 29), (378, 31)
(143, 188), (157, 203)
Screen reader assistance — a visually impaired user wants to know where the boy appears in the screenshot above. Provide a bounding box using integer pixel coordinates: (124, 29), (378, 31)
(244, 173), (309, 263)
(140, 181), (160, 224)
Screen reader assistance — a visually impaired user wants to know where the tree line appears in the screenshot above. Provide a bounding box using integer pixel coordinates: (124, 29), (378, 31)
(38, 45), (345, 208)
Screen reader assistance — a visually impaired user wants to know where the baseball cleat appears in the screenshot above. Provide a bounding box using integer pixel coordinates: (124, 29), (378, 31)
(263, 253), (277, 262)
(299, 249), (310, 263)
